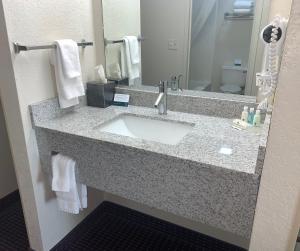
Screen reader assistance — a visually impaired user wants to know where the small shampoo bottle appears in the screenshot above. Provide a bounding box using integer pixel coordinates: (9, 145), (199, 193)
(253, 109), (261, 127)
(241, 106), (249, 122)
(248, 108), (255, 124)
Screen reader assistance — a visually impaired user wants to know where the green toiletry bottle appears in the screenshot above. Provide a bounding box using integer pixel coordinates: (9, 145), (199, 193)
(253, 109), (261, 127)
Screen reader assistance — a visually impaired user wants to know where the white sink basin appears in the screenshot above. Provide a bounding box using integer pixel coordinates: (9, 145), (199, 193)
(96, 114), (194, 145)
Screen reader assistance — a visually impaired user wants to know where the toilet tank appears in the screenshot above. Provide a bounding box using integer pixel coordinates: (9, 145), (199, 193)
(222, 66), (247, 87)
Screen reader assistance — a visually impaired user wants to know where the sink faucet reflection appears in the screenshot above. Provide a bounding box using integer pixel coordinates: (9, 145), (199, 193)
(154, 81), (168, 115)
(170, 74), (183, 91)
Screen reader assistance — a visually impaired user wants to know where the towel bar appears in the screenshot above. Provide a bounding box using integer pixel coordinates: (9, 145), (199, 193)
(224, 12), (254, 20)
(13, 39), (93, 54)
(104, 36), (144, 46)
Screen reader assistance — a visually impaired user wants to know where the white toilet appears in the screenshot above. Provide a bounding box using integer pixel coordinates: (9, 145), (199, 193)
(189, 80), (211, 91)
(220, 65), (247, 94)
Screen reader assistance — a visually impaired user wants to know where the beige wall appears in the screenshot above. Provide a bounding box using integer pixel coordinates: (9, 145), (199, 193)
(102, 0), (141, 81)
(269, 0), (293, 19)
(0, 1), (105, 250)
(0, 100), (17, 199)
(140, 0), (190, 86)
(249, 0), (300, 250)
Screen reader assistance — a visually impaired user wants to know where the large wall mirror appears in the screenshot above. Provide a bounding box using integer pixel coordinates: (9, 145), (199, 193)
(102, 0), (269, 97)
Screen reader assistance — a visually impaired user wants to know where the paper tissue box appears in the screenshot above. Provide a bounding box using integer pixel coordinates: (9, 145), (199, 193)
(86, 81), (116, 108)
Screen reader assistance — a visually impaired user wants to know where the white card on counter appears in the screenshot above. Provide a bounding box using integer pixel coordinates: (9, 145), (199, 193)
(114, 94), (130, 103)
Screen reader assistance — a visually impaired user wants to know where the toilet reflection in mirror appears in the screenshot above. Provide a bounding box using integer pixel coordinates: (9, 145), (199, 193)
(101, 0), (270, 96)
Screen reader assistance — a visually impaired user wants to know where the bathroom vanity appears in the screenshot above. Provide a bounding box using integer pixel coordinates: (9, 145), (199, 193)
(30, 89), (270, 240)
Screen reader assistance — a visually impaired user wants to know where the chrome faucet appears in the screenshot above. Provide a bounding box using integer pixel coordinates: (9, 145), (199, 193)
(154, 81), (168, 115)
(170, 74), (183, 91)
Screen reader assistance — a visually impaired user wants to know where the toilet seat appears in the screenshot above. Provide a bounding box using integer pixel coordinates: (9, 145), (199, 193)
(220, 84), (242, 94)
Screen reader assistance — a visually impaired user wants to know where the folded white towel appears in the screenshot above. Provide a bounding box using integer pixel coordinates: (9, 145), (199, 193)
(123, 37), (140, 83)
(107, 62), (122, 80)
(78, 184), (87, 209)
(233, 8), (253, 14)
(125, 36), (140, 64)
(234, 1), (254, 9)
(52, 154), (72, 192)
(56, 40), (82, 79)
(120, 46), (127, 79)
(50, 40), (85, 108)
(52, 154), (87, 214)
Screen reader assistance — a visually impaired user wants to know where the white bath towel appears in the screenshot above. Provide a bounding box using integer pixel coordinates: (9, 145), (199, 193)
(233, 8), (253, 14)
(233, 1), (254, 9)
(51, 39), (85, 108)
(123, 36), (140, 82)
(52, 154), (87, 214)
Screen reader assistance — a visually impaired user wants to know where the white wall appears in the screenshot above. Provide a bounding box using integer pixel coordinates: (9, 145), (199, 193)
(102, 0), (140, 40)
(0, 1), (105, 250)
(249, 0), (300, 250)
(0, 99), (17, 199)
(140, 0), (190, 86)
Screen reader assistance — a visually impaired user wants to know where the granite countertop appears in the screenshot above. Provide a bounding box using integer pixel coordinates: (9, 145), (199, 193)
(116, 84), (257, 103)
(33, 104), (263, 175)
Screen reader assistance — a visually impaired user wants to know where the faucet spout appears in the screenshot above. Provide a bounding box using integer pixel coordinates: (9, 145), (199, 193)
(154, 93), (165, 108)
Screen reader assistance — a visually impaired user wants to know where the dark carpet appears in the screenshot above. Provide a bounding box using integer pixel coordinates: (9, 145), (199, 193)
(52, 201), (246, 251)
(0, 191), (29, 251)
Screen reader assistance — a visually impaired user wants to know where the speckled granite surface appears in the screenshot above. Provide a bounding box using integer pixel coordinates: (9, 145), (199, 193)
(116, 85), (257, 119)
(30, 96), (270, 239)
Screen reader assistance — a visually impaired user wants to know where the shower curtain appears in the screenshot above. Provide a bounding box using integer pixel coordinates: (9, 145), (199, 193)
(189, 0), (219, 90)
(191, 0), (218, 45)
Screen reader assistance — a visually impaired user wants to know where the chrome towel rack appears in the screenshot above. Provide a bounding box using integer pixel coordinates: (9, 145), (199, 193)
(104, 36), (144, 46)
(13, 39), (93, 54)
(224, 12), (254, 20)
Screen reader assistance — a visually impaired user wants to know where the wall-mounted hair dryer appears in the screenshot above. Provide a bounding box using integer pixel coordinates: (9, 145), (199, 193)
(256, 15), (288, 110)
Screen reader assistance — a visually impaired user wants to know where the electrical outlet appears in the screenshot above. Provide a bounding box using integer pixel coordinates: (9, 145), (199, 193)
(168, 39), (178, 50)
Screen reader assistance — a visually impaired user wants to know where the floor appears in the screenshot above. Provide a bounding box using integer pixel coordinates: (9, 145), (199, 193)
(0, 191), (29, 251)
(0, 192), (247, 251)
(52, 201), (246, 251)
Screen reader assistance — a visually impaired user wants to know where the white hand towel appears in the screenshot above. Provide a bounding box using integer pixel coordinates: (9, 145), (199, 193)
(123, 37), (140, 82)
(52, 154), (72, 192)
(56, 40), (82, 79)
(125, 36), (140, 64)
(52, 154), (87, 214)
(50, 40), (85, 108)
